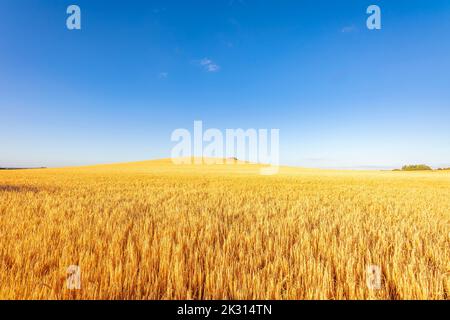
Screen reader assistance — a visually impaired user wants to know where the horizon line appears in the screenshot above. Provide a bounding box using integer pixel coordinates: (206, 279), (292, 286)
(2, 157), (449, 172)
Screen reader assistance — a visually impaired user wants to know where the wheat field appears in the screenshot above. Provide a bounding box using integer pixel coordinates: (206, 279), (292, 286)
(0, 159), (449, 300)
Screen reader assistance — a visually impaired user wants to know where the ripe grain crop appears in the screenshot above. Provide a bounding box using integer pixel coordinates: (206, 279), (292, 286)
(0, 159), (449, 299)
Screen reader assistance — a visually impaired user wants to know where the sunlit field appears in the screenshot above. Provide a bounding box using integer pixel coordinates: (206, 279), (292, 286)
(0, 159), (449, 300)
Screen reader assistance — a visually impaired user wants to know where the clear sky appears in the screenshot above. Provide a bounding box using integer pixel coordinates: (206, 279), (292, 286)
(1, 0), (449, 168)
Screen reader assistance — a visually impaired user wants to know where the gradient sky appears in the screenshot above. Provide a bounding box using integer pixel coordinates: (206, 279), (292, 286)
(1, 0), (449, 168)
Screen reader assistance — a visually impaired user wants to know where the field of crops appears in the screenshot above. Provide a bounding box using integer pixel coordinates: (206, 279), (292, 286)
(0, 159), (449, 299)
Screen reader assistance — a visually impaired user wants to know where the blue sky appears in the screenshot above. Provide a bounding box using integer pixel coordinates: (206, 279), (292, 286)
(1, 0), (449, 168)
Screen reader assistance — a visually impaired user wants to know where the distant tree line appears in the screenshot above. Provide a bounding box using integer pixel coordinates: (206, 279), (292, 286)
(396, 164), (433, 171)
(402, 164), (432, 171)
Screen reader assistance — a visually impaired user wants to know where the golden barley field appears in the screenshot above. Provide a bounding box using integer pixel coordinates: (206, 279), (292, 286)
(0, 159), (449, 300)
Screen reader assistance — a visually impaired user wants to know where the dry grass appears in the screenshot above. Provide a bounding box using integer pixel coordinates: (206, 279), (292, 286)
(0, 159), (449, 299)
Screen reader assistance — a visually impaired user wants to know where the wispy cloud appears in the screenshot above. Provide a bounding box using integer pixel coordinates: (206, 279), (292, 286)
(158, 72), (169, 79)
(223, 41), (234, 48)
(152, 8), (166, 14)
(341, 25), (357, 33)
(229, 0), (246, 6)
(228, 18), (240, 28)
(199, 58), (220, 72)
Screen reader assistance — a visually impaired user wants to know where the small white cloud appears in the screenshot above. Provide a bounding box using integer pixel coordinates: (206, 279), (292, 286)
(153, 8), (166, 14)
(341, 25), (357, 33)
(228, 18), (240, 28)
(158, 72), (169, 79)
(199, 58), (220, 72)
(200, 58), (212, 66)
(223, 41), (234, 48)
